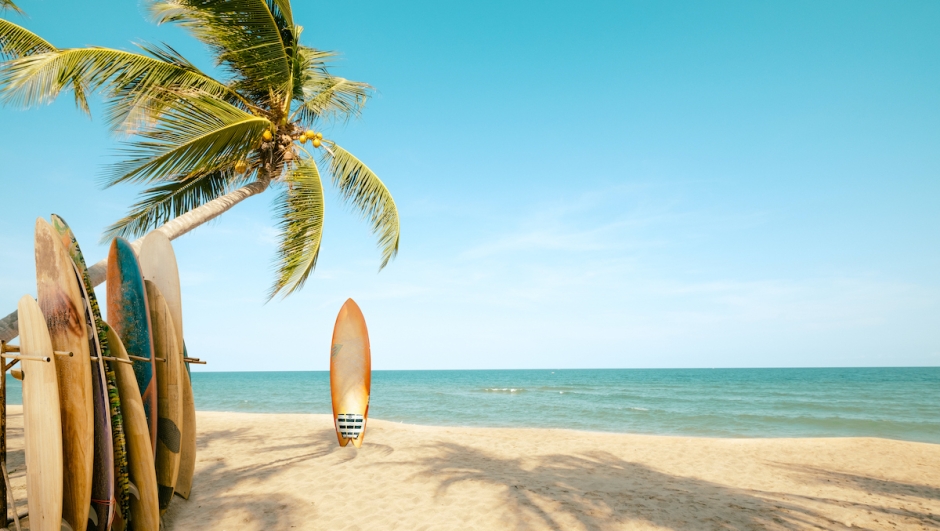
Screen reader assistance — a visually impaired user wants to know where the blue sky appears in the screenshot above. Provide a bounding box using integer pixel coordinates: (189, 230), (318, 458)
(1, 0), (938, 370)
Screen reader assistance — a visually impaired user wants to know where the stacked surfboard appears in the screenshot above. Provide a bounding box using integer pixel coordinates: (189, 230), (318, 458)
(6, 217), (199, 531)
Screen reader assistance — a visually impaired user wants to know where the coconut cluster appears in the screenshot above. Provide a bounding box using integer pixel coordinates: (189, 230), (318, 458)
(298, 129), (323, 147)
(235, 126), (324, 175)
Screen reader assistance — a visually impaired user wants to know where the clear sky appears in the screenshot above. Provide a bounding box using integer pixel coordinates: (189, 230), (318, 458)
(1, 1), (938, 370)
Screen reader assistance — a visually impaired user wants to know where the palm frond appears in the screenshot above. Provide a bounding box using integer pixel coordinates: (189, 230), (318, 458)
(108, 94), (270, 186)
(289, 46), (371, 124)
(148, 0), (295, 98)
(102, 168), (247, 240)
(0, 18), (54, 62)
(270, 156), (325, 299)
(296, 76), (371, 125)
(0, 45), (233, 116)
(322, 142), (399, 269)
(0, 0), (23, 14)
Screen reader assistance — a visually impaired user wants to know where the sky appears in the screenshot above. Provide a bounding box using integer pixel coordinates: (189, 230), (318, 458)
(1, 0), (938, 371)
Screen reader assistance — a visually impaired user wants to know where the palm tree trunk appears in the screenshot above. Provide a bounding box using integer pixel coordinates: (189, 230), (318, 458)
(0, 180), (270, 342)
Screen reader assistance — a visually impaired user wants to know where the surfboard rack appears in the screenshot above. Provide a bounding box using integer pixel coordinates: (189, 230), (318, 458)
(0, 343), (70, 358)
(0, 354), (51, 363)
(183, 357), (206, 365)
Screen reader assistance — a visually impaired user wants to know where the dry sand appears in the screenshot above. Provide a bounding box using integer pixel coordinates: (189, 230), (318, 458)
(4, 406), (940, 530)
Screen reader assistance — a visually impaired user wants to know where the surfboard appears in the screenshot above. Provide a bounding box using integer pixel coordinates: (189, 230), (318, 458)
(330, 299), (372, 448)
(138, 231), (196, 499)
(104, 322), (160, 531)
(107, 237), (158, 455)
(89, 334), (115, 531)
(17, 295), (63, 531)
(177, 349), (196, 499)
(34, 217), (93, 531)
(145, 281), (183, 513)
(51, 214), (128, 529)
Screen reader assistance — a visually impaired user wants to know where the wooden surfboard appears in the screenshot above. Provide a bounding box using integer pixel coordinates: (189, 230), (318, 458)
(104, 322), (160, 531)
(330, 299), (372, 448)
(107, 237), (158, 455)
(51, 215), (128, 529)
(17, 295), (63, 531)
(145, 281), (183, 513)
(89, 339), (115, 531)
(138, 231), (196, 499)
(34, 217), (94, 531)
(176, 348), (196, 498)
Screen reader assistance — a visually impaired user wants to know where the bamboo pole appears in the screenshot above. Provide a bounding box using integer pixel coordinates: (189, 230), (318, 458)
(1, 458), (19, 531)
(126, 355), (165, 363)
(89, 356), (132, 365)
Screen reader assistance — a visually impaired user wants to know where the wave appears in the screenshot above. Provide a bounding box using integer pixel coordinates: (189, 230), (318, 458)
(483, 388), (524, 393)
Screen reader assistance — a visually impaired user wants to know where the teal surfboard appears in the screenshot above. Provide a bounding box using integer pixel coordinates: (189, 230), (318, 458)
(107, 237), (158, 455)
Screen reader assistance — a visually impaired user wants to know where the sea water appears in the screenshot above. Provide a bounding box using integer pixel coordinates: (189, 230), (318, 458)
(6, 367), (939, 443)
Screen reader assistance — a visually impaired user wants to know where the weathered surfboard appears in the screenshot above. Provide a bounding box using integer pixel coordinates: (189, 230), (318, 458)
(17, 295), (63, 531)
(330, 299), (372, 448)
(146, 281), (183, 513)
(34, 217), (93, 531)
(138, 231), (196, 499)
(105, 322), (160, 531)
(107, 237), (158, 455)
(89, 336), (115, 531)
(177, 349), (196, 499)
(51, 214), (129, 529)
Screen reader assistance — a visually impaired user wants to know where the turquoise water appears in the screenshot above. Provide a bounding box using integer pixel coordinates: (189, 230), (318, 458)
(6, 368), (939, 443)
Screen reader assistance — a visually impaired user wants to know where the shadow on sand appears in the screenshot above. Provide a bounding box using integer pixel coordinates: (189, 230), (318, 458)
(161, 423), (939, 531)
(402, 442), (935, 531)
(162, 426), (340, 529)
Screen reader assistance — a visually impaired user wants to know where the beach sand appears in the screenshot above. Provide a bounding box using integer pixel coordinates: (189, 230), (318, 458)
(4, 406), (939, 530)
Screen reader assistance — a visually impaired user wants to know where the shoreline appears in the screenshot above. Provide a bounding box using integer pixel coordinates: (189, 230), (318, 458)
(5, 406), (939, 529)
(195, 408), (940, 445)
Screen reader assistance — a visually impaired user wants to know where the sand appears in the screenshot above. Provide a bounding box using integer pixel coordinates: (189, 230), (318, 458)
(4, 406), (939, 530)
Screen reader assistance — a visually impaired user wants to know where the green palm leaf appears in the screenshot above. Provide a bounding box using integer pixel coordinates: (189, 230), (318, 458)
(290, 46), (371, 124)
(0, 18), (54, 61)
(148, 0), (295, 98)
(0, 0), (23, 14)
(0, 45), (234, 116)
(296, 76), (371, 125)
(0, 0), (401, 306)
(109, 95), (270, 185)
(271, 156), (325, 298)
(322, 142), (399, 268)
(103, 168), (246, 240)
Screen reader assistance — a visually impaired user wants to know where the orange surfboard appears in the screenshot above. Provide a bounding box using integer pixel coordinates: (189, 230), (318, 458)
(330, 299), (371, 448)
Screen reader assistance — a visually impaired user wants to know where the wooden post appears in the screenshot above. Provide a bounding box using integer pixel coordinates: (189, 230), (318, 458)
(1, 340), (7, 528)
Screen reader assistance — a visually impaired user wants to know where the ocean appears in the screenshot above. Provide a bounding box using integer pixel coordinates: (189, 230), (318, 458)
(6, 367), (939, 443)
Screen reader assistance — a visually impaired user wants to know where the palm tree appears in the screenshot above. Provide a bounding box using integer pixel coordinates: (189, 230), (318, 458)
(0, 0), (400, 341)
